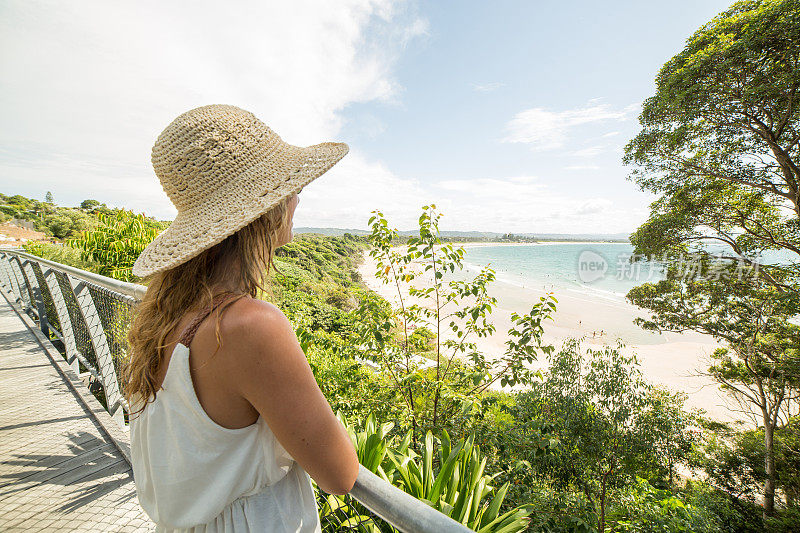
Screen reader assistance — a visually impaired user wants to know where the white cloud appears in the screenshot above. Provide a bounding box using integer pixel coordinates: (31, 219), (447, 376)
(571, 146), (606, 158)
(576, 198), (612, 215)
(436, 176), (544, 198)
(416, 177), (638, 234)
(564, 165), (600, 171)
(298, 172), (618, 235)
(622, 102), (643, 116)
(471, 82), (505, 92)
(399, 17), (431, 47)
(499, 100), (636, 151)
(508, 176), (537, 184)
(601, 131), (621, 138)
(348, 113), (388, 138)
(0, 0), (426, 220)
(309, 169), (643, 234)
(293, 150), (427, 230)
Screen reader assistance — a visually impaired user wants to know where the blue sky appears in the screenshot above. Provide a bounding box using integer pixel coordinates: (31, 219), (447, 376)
(0, 0), (734, 234)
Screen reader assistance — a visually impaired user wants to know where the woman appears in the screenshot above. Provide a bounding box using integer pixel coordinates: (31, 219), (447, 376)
(123, 104), (359, 532)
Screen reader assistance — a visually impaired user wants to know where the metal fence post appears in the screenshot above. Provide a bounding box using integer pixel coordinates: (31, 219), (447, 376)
(5, 255), (26, 307)
(31, 286), (49, 337)
(0, 253), (16, 299)
(21, 259), (50, 337)
(68, 276), (126, 427)
(11, 257), (28, 310)
(43, 268), (82, 375)
(16, 257), (37, 313)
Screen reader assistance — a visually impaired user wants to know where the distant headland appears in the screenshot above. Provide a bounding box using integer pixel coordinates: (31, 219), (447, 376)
(294, 227), (629, 243)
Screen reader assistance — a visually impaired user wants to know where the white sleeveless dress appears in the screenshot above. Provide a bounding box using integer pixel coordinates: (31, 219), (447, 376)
(129, 342), (322, 532)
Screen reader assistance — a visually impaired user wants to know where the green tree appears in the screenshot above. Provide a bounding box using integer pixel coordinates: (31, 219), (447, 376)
(351, 205), (556, 444)
(622, 0), (800, 517)
(523, 339), (689, 533)
(67, 209), (166, 281)
(44, 191), (53, 204)
(691, 418), (800, 530)
(81, 199), (101, 210)
(606, 477), (719, 533)
(45, 208), (92, 239)
(628, 257), (800, 516)
(623, 0), (800, 293)
(46, 213), (75, 239)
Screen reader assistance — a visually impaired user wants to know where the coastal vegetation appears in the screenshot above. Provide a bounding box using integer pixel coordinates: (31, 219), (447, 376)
(350, 205), (557, 445)
(12, 189), (795, 531)
(0, 192), (127, 240)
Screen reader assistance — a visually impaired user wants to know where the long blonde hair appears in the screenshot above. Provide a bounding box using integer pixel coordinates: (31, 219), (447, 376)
(123, 196), (293, 419)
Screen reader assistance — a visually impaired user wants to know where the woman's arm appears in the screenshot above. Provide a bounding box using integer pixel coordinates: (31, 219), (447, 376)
(228, 299), (359, 495)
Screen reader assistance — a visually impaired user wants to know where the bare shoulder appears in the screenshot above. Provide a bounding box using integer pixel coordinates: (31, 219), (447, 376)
(220, 297), (299, 368)
(223, 297), (288, 334)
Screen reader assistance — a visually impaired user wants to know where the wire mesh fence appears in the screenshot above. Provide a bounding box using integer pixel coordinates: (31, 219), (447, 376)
(0, 249), (133, 424)
(53, 268), (100, 370)
(0, 248), (476, 533)
(87, 283), (136, 390)
(29, 260), (61, 335)
(9, 255), (34, 312)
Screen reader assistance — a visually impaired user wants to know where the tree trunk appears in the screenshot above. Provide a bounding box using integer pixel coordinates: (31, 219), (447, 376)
(598, 479), (607, 533)
(598, 467), (611, 533)
(763, 411), (776, 518)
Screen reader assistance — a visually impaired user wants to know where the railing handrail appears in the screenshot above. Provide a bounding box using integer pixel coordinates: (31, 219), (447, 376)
(351, 465), (474, 532)
(5, 248), (147, 300)
(0, 247), (475, 533)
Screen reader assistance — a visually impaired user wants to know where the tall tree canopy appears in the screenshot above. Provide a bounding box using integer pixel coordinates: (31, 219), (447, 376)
(623, 0), (800, 517)
(623, 0), (799, 294)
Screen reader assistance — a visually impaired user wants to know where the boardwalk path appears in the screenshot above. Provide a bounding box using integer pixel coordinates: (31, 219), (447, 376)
(0, 295), (154, 531)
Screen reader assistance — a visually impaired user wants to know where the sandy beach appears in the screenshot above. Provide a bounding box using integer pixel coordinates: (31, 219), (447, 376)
(358, 243), (746, 424)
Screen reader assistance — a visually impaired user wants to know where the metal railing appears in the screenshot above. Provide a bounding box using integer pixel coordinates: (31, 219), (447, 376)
(0, 247), (473, 533)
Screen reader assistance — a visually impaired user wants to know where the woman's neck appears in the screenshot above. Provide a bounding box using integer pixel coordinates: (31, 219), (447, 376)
(208, 258), (244, 296)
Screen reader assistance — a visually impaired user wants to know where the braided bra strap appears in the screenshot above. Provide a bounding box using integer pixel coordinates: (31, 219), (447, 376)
(178, 292), (242, 347)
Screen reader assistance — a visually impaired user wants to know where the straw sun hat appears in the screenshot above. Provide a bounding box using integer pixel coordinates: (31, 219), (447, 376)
(131, 104), (349, 278)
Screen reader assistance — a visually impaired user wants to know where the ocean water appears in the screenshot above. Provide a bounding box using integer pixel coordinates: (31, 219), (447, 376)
(460, 243), (662, 302)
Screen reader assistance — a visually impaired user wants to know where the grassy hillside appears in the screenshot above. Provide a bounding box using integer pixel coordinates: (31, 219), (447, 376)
(266, 233), (370, 334)
(0, 192), (162, 239)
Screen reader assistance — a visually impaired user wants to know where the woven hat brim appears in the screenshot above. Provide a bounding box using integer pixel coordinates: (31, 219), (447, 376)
(132, 141), (348, 278)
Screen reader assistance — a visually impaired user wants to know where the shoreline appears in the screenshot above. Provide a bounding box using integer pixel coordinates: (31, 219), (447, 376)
(449, 240), (630, 247)
(357, 245), (746, 425)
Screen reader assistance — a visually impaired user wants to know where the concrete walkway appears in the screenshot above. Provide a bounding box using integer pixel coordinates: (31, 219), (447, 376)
(0, 296), (153, 531)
